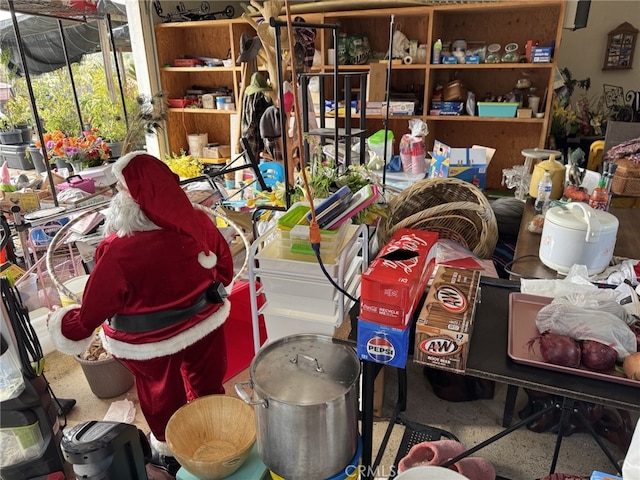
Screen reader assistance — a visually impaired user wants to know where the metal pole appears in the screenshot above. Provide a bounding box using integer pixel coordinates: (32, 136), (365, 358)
(7, 0), (59, 207)
(57, 19), (84, 133)
(10, 206), (31, 269)
(106, 13), (129, 129)
(270, 17), (290, 209)
(382, 15), (395, 189)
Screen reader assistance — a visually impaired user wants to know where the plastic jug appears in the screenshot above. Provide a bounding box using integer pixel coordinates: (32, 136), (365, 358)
(0, 334), (25, 402)
(367, 129), (394, 161)
(528, 154), (565, 200)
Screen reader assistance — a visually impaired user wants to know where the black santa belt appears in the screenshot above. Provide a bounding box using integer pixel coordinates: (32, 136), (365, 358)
(109, 282), (228, 333)
(109, 294), (212, 333)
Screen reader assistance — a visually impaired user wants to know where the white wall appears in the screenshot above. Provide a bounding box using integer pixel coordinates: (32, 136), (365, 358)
(557, 0), (640, 104)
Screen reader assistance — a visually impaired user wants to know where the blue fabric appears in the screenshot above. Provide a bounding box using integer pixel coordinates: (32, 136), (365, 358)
(386, 155), (402, 172)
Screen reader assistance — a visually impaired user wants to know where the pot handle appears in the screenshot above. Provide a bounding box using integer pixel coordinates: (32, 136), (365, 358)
(566, 202), (601, 243)
(291, 354), (324, 373)
(234, 380), (268, 407)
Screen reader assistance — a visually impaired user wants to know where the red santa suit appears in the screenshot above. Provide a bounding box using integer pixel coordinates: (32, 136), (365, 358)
(48, 152), (234, 454)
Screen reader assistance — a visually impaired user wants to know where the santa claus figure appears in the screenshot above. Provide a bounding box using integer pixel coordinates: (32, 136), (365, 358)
(48, 152), (234, 475)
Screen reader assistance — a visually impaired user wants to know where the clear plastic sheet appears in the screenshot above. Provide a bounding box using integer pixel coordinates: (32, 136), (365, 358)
(535, 300), (637, 359)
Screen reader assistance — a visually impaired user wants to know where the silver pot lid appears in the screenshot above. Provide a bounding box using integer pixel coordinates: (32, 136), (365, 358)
(250, 334), (361, 405)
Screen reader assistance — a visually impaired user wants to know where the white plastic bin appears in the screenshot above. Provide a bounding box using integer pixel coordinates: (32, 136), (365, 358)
(262, 305), (343, 343)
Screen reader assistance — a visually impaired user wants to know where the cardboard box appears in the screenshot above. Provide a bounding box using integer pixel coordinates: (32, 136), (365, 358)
(357, 318), (411, 368)
(360, 228), (438, 327)
(39, 187), (113, 210)
(202, 144), (231, 159)
(414, 266), (481, 374)
(590, 472), (622, 480)
(382, 101), (416, 116)
(40, 172), (67, 194)
(430, 101), (464, 116)
(429, 140), (494, 190)
(367, 63), (387, 102)
(531, 46), (552, 63)
(0, 189), (49, 213)
(77, 164), (117, 187)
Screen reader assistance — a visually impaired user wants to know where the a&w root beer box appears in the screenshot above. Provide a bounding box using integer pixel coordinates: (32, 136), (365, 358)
(414, 266), (481, 373)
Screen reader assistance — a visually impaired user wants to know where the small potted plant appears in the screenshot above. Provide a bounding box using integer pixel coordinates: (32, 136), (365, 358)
(0, 50), (32, 145)
(3, 92), (34, 143)
(87, 102), (128, 159)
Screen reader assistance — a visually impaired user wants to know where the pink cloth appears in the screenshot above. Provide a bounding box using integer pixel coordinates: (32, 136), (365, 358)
(398, 440), (466, 473)
(449, 457), (496, 480)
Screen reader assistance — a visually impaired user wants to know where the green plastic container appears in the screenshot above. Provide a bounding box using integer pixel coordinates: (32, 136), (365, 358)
(367, 129), (394, 160)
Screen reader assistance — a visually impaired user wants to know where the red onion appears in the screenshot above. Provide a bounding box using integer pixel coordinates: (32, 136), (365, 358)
(581, 340), (617, 372)
(528, 332), (581, 368)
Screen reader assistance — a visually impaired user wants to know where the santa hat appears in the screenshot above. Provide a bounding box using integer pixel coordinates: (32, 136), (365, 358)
(111, 151), (217, 269)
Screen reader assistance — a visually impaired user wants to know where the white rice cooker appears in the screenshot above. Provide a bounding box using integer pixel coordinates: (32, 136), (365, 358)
(539, 203), (619, 276)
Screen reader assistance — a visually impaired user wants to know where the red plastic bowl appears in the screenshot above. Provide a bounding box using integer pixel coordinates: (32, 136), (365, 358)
(168, 98), (196, 108)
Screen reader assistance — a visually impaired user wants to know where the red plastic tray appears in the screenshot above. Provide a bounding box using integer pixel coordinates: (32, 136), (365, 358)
(507, 292), (639, 388)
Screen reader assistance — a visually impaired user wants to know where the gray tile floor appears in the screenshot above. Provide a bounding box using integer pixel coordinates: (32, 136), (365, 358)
(371, 361), (635, 480)
(44, 349), (635, 480)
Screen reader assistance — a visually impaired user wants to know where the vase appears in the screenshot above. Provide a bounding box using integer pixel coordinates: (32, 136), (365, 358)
(106, 141), (123, 159)
(68, 159), (85, 175)
(27, 145), (47, 174)
(55, 157), (72, 172)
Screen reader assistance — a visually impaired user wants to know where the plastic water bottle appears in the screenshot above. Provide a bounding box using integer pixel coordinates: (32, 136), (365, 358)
(534, 171), (552, 214)
(432, 38), (442, 64)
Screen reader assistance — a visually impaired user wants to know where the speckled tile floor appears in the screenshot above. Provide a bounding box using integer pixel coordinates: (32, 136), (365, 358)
(43, 349), (635, 480)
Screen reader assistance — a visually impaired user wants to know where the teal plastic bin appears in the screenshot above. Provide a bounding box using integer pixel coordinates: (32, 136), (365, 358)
(477, 102), (519, 118)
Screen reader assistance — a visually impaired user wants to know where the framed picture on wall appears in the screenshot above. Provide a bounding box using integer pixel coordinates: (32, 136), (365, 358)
(603, 22), (638, 70)
(603, 84), (624, 109)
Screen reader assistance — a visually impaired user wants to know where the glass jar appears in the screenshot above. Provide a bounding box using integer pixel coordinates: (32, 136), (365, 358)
(416, 45), (427, 64)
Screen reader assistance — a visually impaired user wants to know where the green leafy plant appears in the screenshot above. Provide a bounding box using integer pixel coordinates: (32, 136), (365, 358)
(0, 49), (34, 131)
(120, 91), (168, 156)
(82, 58), (140, 143)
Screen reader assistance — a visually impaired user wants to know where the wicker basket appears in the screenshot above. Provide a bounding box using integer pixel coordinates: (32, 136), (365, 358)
(378, 178), (498, 259)
(611, 158), (640, 197)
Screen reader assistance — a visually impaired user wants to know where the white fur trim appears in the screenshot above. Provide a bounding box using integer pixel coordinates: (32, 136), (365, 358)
(111, 150), (147, 188)
(150, 433), (174, 456)
(47, 305), (94, 356)
(198, 251), (217, 269)
(100, 299), (230, 360)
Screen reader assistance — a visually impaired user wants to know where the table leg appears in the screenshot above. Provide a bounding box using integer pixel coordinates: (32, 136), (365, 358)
(361, 360), (379, 480)
(550, 397), (573, 474)
(398, 367), (408, 412)
(502, 384), (519, 427)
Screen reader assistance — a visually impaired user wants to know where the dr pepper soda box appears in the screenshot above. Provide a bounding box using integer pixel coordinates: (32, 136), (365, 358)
(360, 228), (438, 327)
(414, 266), (481, 373)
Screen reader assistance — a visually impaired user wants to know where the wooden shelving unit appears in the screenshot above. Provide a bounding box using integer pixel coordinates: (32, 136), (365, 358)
(153, 1), (566, 190)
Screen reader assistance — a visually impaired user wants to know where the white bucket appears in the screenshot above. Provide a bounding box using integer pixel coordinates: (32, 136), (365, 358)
(59, 275), (90, 307)
(187, 133), (208, 158)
